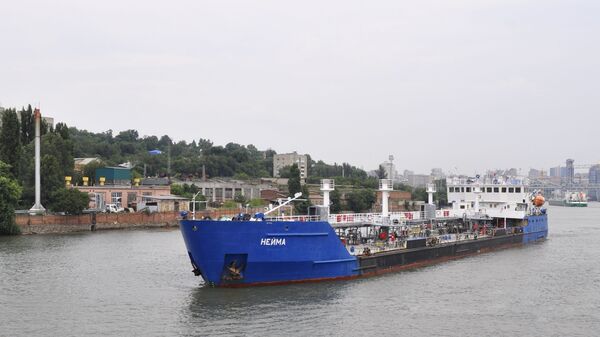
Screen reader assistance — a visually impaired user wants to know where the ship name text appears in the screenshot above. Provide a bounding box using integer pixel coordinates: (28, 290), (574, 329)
(260, 238), (286, 246)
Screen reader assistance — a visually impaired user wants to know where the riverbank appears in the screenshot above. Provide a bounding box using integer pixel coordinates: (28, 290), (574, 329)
(15, 212), (180, 234)
(14, 209), (261, 234)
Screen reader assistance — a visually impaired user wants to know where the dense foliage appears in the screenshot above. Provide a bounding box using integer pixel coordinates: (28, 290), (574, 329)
(0, 107), (69, 210)
(70, 128), (274, 179)
(345, 189), (376, 213)
(0, 161), (22, 235)
(287, 164), (302, 195)
(1, 103), (422, 215)
(47, 188), (90, 215)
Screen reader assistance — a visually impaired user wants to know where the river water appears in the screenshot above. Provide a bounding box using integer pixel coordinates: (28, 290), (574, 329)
(1, 205), (599, 337)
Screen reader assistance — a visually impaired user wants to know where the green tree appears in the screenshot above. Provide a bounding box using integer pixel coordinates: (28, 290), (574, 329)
(171, 184), (185, 196)
(54, 122), (70, 140)
(19, 105), (34, 145)
(0, 109), (22, 177)
(287, 164), (301, 195)
(278, 165), (293, 178)
(248, 198), (266, 207)
(412, 187), (428, 202)
(222, 200), (239, 209)
(294, 184), (311, 214)
(83, 160), (105, 185)
(40, 155), (64, 206)
(330, 189), (342, 213)
(376, 165), (387, 179)
(0, 161), (22, 235)
(234, 193), (247, 205)
(346, 189), (375, 213)
(47, 188), (89, 214)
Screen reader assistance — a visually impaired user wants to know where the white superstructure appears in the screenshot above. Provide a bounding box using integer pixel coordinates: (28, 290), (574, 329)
(446, 176), (530, 219)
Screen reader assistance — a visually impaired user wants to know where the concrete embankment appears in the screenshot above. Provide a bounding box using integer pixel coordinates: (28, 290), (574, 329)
(16, 212), (180, 234)
(15, 209), (262, 234)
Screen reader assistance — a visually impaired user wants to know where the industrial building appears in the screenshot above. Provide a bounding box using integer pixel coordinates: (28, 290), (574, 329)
(95, 167), (132, 186)
(75, 184), (172, 211)
(74, 166), (172, 211)
(176, 179), (274, 203)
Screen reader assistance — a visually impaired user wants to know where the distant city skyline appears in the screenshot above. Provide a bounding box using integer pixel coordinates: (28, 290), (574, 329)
(2, 1), (599, 174)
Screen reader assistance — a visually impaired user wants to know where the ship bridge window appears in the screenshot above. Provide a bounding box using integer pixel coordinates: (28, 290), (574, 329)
(509, 187), (514, 193)
(449, 187), (455, 192)
(515, 187), (521, 193)
(466, 187), (471, 192)
(494, 187), (499, 193)
(461, 187), (465, 192)
(487, 187), (492, 193)
(501, 187), (507, 193)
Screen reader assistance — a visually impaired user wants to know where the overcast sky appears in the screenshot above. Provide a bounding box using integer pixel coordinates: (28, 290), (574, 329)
(1, 0), (599, 175)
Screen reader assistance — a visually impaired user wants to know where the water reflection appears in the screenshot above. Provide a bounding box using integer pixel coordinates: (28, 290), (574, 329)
(182, 281), (352, 336)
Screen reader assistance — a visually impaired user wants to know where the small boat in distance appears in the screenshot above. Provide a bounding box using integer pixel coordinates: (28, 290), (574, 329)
(548, 190), (588, 207)
(179, 176), (548, 287)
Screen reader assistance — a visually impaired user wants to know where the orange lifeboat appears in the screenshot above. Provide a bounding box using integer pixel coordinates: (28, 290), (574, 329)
(533, 195), (545, 207)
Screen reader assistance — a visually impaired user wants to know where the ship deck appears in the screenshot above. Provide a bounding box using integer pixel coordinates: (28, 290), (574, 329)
(345, 231), (494, 257)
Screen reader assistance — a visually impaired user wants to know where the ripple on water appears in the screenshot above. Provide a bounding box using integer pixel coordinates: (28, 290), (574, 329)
(2, 207), (600, 336)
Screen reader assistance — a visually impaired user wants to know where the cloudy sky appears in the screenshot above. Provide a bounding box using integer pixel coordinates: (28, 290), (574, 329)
(1, 0), (599, 174)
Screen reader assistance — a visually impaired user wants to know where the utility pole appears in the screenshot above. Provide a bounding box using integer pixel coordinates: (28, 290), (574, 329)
(167, 142), (171, 177)
(389, 155), (394, 185)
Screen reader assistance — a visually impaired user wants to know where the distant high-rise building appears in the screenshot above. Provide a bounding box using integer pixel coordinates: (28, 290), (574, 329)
(379, 161), (398, 180)
(273, 152), (308, 179)
(589, 165), (600, 184)
(566, 159), (575, 186)
(431, 168), (444, 179)
(529, 168), (542, 178)
(407, 174), (430, 188)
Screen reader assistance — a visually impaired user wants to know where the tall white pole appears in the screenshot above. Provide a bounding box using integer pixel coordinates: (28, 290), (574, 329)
(382, 190), (389, 217)
(30, 108), (45, 214)
(320, 179), (334, 215)
(379, 179), (392, 218)
(323, 191), (330, 209)
(426, 183), (436, 205)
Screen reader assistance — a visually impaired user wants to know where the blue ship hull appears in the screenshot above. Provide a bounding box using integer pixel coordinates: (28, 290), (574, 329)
(179, 219), (359, 286)
(179, 215), (548, 287)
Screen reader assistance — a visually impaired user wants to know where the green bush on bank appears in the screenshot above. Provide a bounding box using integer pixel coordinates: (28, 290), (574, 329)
(0, 161), (22, 235)
(47, 188), (90, 215)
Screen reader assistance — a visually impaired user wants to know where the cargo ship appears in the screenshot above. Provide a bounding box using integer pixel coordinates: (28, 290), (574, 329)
(179, 177), (548, 287)
(548, 190), (587, 207)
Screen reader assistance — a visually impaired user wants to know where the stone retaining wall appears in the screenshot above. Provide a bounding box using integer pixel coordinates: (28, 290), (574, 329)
(16, 212), (180, 234)
(15, 208), (266, 234)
